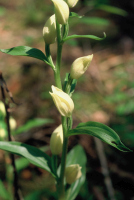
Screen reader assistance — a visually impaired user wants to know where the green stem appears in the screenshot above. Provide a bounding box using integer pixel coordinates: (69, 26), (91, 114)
(54, 20), (63, 89)
(54, 69), (62, 89)
(57, 117), (68, 200)
(54, 20), (70, 200)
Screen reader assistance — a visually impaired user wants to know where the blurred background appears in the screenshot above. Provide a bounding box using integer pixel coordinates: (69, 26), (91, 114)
(0, 0), (134, 199)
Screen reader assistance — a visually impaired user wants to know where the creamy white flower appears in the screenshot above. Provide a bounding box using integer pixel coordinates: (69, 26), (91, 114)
(43, 14), (57, 44)
(50, 124), (63, 155)
(52, 0), (69, 24)
(49, 85), (74, 117)
(66, 0), (79, 8)
(70, 54), (93, 79)
(65, 164), (82, 184)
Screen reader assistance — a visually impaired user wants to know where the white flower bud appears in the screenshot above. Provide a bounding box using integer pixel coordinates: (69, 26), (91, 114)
(0, 101), (6, 117)
(52, 0), (69, 24)
(43, 14), (57, 44)
(49, 85), (74, 117)
(66, 0), (79, 8)
(9, 117), (17, 130)
(0, 128), (6, 139)
(50, 124), (63, 155)
(65, 164), (82, 184)
(70, 54), (93, 79)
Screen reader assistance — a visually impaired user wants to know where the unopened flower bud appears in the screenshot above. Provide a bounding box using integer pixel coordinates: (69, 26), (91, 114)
(49, 85), (74, 117)
(43, 14), (57, 44)
(0, 101), (6, 117)
(9, 117), (17, 130)
(66, 0), (79, 8)
(50, 124), (63, 155)
(0, 128), (6, 139)
(52, 0), (69, 24)
(65, 164), (82, 184)
(70, 54), (93, 79)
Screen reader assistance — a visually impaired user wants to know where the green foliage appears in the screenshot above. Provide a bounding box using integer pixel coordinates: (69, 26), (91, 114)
(0, 180), (10, 200)
(69, 12), (83, 19)
(111, 116), (134, 148)
(0, 142), (54, 175)
(24, 189), (56, 200)
(67, 122), (131, 152)
(97, 5), (127, 16)
(0, 46), (48, 63)
(79, 17), (110, 26)
(13, 118), (53, 135)
(65, 145), (87, 200)
(63, 33), (106, 42)
(63, 73), (77, 96)
(0, 0), (132, 199)
(0, 6), (6, 16)
(24, 191), (42, 200)
(15, 157), (30, 172)
(78, 180), (93, 200)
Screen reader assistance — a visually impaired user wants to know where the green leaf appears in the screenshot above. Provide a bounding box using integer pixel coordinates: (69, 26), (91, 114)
(15, 157), (30, 172)
(0, 141), (55, 175)
(24, 191), (42, 200)
(98, 5), (127, 16)
(79, 17), (110, 26)
(24, 189), (56, 200)
(9, 146), (49, 172)
(69, 12), (83, 18)
(0, 179), (10, 200)
(0, 46), (48, 63)
(13, 118), (53, 135)
(63, 32), (106, 42)
(67, 122), (132, 152)
(0, 6), (6, 17)
(65, 145), (87, 200)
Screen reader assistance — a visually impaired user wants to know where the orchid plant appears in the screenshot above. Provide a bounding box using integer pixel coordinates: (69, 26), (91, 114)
(0, 0), (131, 200)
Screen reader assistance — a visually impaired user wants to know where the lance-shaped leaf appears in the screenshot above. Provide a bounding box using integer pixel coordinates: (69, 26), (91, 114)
(0, 179), (10, 200)
(0, 46), (48, 63)
(67, 122), (132, 152)
(65, 145), (87, 200)
(98, 5), (127, 16)
(13, 118), (53, 135)
(62, 32), (106, 42)
(0, 141), (55, 176)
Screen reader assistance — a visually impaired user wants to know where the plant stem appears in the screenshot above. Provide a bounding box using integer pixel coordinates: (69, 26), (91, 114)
(57, 117), (68, 200)
(55, 20), (63, 89)
(0, 72), (21, 200)
(54, 20), (70, 199)
(54, 68), (62, 89)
